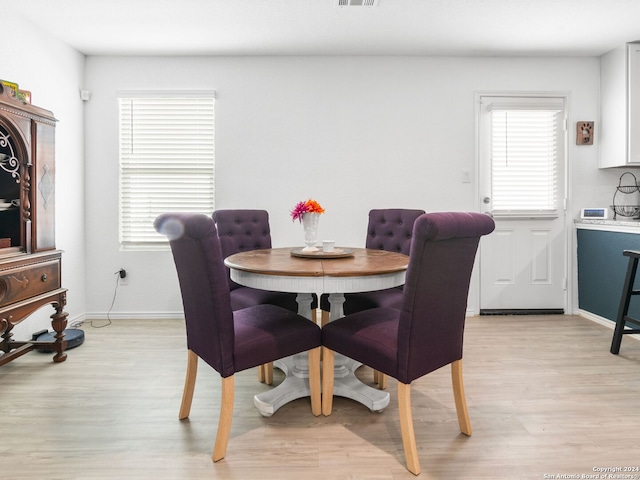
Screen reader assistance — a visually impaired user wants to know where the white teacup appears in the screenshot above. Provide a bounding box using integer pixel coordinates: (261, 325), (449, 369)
(322, 240), (335, 253)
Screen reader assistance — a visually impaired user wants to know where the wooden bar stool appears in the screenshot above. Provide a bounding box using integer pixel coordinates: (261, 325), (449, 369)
(611, 250), (640, 354)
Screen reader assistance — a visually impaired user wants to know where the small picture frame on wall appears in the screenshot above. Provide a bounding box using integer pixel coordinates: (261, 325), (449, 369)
(576, 121), (594, 145)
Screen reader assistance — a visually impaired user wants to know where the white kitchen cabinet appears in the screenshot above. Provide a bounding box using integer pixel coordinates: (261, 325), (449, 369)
(600, 42), (640, 168)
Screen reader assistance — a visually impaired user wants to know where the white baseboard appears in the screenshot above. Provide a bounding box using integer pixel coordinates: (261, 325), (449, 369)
(577, 309), (640, 343)
(83, 311), (184, 321)
(76, 309), (639, 345)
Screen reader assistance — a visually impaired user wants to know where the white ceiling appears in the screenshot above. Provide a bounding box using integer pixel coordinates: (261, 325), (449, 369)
(3, 0), (640, 57)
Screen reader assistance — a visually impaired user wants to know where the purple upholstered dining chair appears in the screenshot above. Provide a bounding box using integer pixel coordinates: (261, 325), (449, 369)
(320, 209), (424, 317)
(213, 210), (296, 311)
(320, 208), (424, 388)
(213, 209), (318, 384)
(321, 212), (495, 475)
(154, 213), (321, 462)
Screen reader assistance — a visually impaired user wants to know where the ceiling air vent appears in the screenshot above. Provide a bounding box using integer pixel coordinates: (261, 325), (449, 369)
(337, 0), (379, 6)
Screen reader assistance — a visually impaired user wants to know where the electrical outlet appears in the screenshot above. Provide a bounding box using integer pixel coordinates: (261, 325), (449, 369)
(118, 268), (128, 285)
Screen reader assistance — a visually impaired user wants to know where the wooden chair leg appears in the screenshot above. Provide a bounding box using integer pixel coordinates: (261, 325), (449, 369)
(212, 375), (235, 462)
(257, 362), (274, 384)
(398, 382), (420, 476)
(320, 309), (330, 328)
(373, 370), (387, 389)
(179, 350), (198, 420)
(451, 359), (472, 436)
(308, 347), (321, 416)
(264, 362), (273, 385)
(321, 346), (335, 416)
(318, 310), (330, 363)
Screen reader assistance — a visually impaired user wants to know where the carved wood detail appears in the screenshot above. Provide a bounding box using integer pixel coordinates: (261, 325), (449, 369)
(0, 86), (69, 366)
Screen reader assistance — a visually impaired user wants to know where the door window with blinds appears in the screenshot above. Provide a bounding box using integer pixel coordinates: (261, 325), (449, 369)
(481, 96), (565, 218)
(118, 92), (215, 250)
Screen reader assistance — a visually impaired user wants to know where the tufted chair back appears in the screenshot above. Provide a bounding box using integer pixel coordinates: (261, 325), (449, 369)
(213, 210), (273, 291)
(154, 212), (236, 376)
(321, 212), (495, 475)
(155, 212), (322, 462)
(365, 209), (426, 255)
(396, 212), (496, 383)
(320, 208), (426, 320)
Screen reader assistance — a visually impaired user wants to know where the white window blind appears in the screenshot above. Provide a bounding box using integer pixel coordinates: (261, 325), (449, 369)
(118, 93), (215, 249)
(489, 100), (563, 217)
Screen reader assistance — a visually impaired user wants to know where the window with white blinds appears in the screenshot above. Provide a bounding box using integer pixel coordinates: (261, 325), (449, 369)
(118, 93), (215, 249)
(488, 99), (564, 217)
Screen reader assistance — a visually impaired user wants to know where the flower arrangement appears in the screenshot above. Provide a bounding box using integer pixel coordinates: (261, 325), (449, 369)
(290, 198), (325, 222)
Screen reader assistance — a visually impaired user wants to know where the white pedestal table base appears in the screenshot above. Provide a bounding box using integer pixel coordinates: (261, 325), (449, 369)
(253, 292), (390, 417)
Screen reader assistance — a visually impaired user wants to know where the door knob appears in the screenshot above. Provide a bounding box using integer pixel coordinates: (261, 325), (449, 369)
(483, 197), (491, 204)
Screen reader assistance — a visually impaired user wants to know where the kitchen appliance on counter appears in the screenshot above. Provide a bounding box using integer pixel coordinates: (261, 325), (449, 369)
(581, 208), (608, 219)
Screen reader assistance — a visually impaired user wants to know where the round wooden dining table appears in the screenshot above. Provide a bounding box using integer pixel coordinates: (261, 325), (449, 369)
(224, 247), (408, 416)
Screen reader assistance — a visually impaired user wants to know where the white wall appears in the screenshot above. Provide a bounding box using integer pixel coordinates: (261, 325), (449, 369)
(0, 7), (631, 342)
(0, 9), (86, 339)
(84, 54), (618, 318)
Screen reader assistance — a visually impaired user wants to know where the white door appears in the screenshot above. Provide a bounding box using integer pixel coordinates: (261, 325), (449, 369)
(478, 95), (567, 313)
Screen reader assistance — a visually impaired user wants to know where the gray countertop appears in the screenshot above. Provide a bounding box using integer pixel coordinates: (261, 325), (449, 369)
(575, 218), (640, 233)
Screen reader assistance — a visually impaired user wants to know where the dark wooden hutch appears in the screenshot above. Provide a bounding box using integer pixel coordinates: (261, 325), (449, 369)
(0, 83), (68, 366)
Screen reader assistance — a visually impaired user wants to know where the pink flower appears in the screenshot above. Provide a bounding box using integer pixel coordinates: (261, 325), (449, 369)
(290, 199), (325, 222)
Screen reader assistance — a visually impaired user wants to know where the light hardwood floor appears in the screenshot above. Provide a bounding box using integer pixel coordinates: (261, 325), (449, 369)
(2, 315), (639, 480)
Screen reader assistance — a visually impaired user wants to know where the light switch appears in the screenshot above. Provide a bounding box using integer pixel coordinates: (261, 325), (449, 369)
(462, 169), (471, 183)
